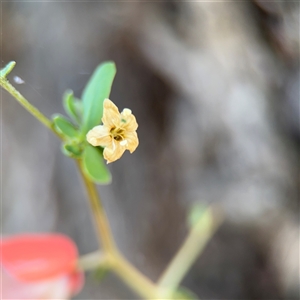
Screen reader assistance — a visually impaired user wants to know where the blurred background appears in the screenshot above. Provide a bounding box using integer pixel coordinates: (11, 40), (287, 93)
(1, 1), (299, 299)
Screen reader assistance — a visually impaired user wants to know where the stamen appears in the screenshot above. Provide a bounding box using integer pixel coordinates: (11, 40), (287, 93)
(111, 127), (124, 141)
(114, 135), (123, 141)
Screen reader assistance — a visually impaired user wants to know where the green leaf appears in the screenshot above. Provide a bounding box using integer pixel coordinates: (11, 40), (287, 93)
(62, 143), (83, 158)
(73, 99), (83, 118)
(82, 144), (111, 184)
(81, 61), (116, 134)
(63, 90), (82, 124)
(0, 61), (16, 78)
(52, 114), (79, 139)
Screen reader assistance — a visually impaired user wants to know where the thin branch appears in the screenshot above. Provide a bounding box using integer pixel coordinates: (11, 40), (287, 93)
(0, 77), (60, 137)
(158, 207), (223, 297)
(78, 251), (109, 271)
(76, 159), (117, 253)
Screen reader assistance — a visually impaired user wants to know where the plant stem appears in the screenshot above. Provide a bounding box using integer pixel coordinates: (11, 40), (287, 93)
(158, 207), (223, 297)
(77, 250), (159, 299)
(76, 160), (159, 299)
(0, 77), (56, 133)
(112, 252), (159, 299)
(78, 251), (109, 271)
(77, 159), (116, 253)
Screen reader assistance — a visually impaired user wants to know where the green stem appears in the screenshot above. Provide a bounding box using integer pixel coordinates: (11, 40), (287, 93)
(76, 158), (159, 298)
(158, 207), (223, 297)
(0, 76), (62, 138)
(112, 252), (159, 299)
(77, 159), (116, 253)
(78, 250), (109, 271)
(76, 159), (159, 299)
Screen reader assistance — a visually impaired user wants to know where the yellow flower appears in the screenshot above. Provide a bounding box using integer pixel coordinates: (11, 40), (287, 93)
(86, 99), (139, 163)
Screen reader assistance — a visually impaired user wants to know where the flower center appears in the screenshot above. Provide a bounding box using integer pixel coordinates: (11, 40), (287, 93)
(110, 127), (124, 142)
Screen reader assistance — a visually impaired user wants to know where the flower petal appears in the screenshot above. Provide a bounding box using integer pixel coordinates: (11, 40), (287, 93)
(103, 140), (126, 163)
(86, 125), (111, 147)
(102, 99), (121, 128)
(1, 234), (83, 298)
(120, 109), (138, 131)
(124, 131), (139, 153)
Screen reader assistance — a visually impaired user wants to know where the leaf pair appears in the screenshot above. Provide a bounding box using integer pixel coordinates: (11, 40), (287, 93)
(52, 62), (116, 184)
